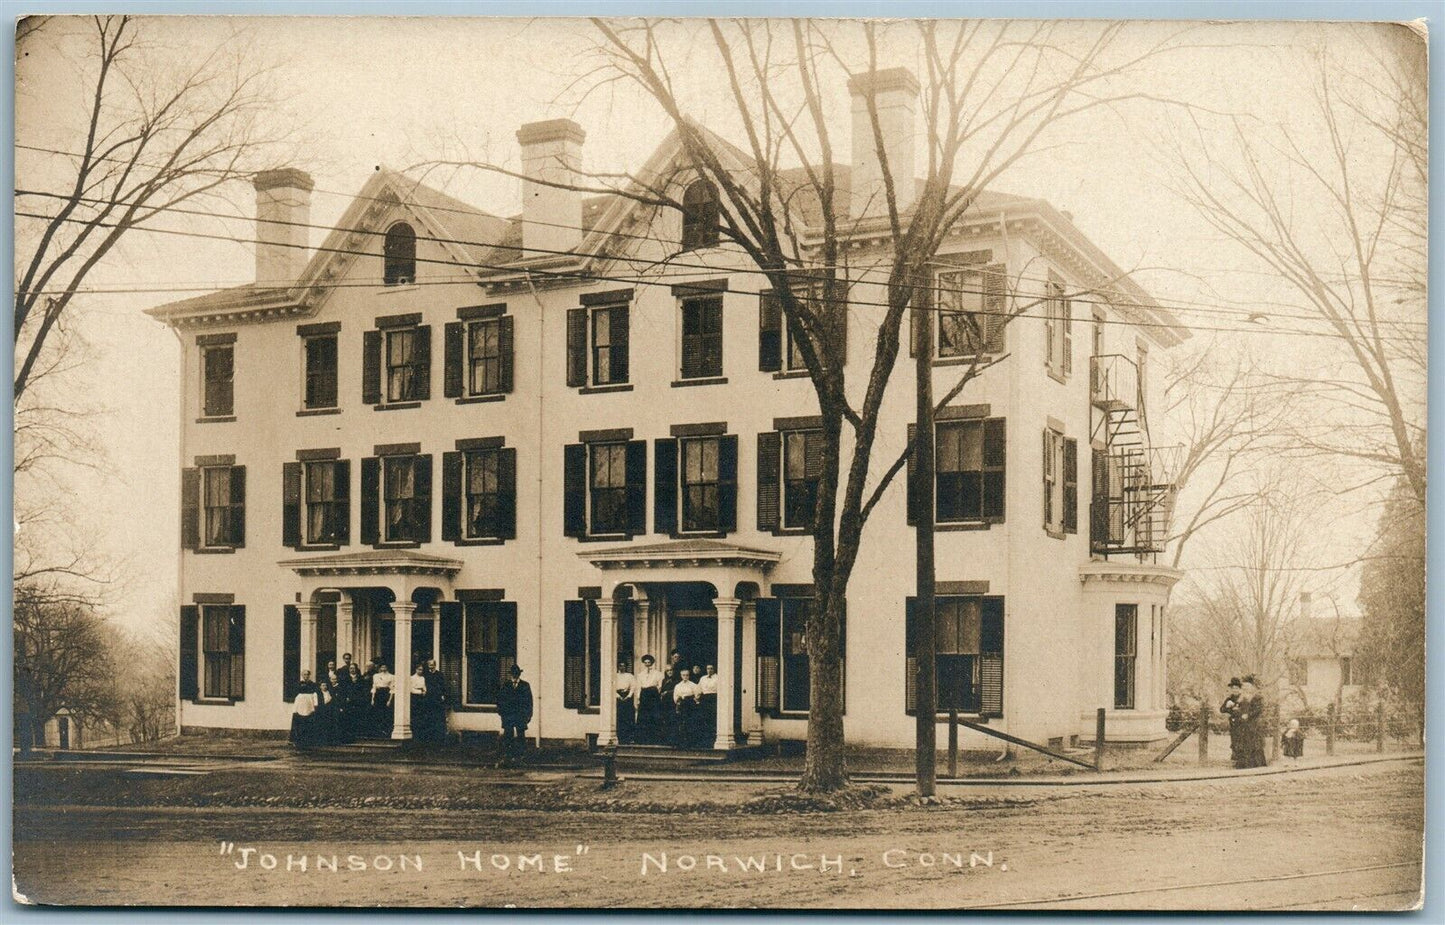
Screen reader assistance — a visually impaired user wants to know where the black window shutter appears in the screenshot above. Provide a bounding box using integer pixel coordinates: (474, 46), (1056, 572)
(625, 439), (647, 536)
(281, 462), (302, 549)
(334, 460), (351, 545)
(980, 597), (1005, 718)
(563, 600), (585, 709)
(1063, 438), (1078, 534)
(755, 598), (781, 713)
(283, 605), (300, 703)
(441, 451), (463, 542)
(984, 264), (1008, 353)
(180, 468), (200, 550)
(759, 294), (782, 372)
(906, 423), (919, 527)
(566, 308), (587, 387)
(444, 321), (464, 398)
(1043, 429), (1053, 529)
(497, 448), (517, 540)
(654, 438), (679, 535)
(415, 454), (433, 542)
(718, 434), (739, 534)
(229, 465), (246, 548)
(904, 597), (918, 716)
(756, 431), (781, 532)
(360, 457), (380, 546)
(228, 605), (246, 701)
(498, 315), (515, 393)
(984, 418), (1007, 522)
(562, 443), (586, 537)
(179, 605), (199, 701)
(413, 325), (432, 401)
(439, 602), (463, 704)
(362, 330), (382, 405)
(611, 305), (631, 383)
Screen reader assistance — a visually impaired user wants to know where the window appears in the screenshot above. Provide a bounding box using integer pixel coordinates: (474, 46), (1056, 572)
(680, 296), (724, 379)
(755, 596), (845, 716)
(1043, 429), (1078, 535)
(386, 328), (423, 403)
(680, 179), (720, 250)
(680, 437), (721, 533)
(468, 319), (504, 395)
(201, 605), (244, 700)
(905, 596), (1004, 716)
(1044, 277), (1072, 377)
(464, 602), (517, 707)
(464, 449), (504, 539)
(1114, 604), (1137, 709)
(383, 455), (426, 543)
(201, 467), (243, 548)
(567, 302), (630, 388)
(303, 334), (338, 410)
(201, 344), (234, 417)
(589, 443), (629, 536)
(304, 461), (346, 545)
(383, 222), (416, 285)
(936, 418), (1006, 524)
(783, 430), (825, 530)
(563, 599), (634, 710)
(758, 291), (813, 374)
(933, 266), (1005, 357)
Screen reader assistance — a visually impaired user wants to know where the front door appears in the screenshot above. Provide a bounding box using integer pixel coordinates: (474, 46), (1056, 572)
(672, 612), (717, 677)
(373, 616), (435, 674)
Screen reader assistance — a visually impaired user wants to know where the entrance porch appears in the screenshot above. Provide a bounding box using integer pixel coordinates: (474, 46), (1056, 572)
(580, 539), (780, 752)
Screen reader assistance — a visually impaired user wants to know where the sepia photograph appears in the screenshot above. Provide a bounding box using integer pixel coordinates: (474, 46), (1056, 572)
(11, 11), (1429, 910)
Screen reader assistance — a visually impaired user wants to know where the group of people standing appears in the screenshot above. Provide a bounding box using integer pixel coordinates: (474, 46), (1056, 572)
(290, 653), (451, 748)
(1219, 675), (1270, 769)
(614, 651), (719, 749)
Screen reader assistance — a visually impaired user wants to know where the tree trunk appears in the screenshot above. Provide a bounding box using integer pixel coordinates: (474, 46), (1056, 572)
(800, 587), (848, 792)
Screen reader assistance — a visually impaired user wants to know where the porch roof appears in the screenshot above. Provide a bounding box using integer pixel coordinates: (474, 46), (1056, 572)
(578, 538), (781, 572)
(276, 549), (464, 578)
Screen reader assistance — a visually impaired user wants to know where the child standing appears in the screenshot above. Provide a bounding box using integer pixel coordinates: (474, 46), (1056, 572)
(1281, 718), (1305, 762)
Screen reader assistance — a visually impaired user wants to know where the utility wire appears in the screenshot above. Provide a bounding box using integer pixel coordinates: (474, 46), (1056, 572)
(14, 203), (1425, 345)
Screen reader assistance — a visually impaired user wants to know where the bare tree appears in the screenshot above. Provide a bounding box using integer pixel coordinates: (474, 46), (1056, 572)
(13, 584), (120, 752)
(436, 19), (1182, 791)
(14, 15), (285, 405)
(1169, 28), (1427, 507)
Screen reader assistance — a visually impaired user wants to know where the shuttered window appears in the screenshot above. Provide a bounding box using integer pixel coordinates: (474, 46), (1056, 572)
(752, 596), (845, 716)
(923, 264), (1006, 358)
(464, 601), (517, 707)
(680, 179), (720, 250)
(386, 327), (425, 402)
(382, 455), (431, 544)
(1044, 277), (1073, 377)
(782, 430), (825, 530)
(303, 333), (338, 409)
(201, 344), (234, 417)
(680, 437), (720, 533)
(465, 317), (512, 396)
(304, 460), (349, 546)
(201, 604), (245, 701)
(589, 443), (629, 536)
(200, 466), (245, 549)
(936, 418), (1006, 524)
(906, 596), (1003, 717)
(591, 306), (629, 386)
(680, 296), (724, 379)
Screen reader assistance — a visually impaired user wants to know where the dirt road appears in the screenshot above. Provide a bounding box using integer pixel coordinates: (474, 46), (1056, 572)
(13, 760), (1422, 910)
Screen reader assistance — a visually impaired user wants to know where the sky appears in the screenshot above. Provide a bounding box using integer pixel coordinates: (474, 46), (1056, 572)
(13, 16), (1428, 638)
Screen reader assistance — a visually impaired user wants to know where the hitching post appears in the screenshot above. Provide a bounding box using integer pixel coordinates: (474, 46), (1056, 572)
(602, 744), (618, 789)
(1094, 708), (1107, 771)
(1198, 702), (1210, 765)
(948, 710), (959, 779)
(1325, 702), (1336, 756)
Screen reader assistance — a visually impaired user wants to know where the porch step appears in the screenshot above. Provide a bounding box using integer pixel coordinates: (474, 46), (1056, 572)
(609, 744), (767, 766)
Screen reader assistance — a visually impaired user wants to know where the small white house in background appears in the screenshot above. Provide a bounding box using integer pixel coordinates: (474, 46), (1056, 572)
(40, 710), (125, 750)
(1284, 615), (1365, 713)
(148, 68), (1188, 753)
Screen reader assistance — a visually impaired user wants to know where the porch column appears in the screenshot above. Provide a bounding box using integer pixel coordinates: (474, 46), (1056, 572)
(739, 600), (761, 740)
(391, 601), (416, 740)
(597, 599), (620, 747)
(634, 597), (652, 666)
(337, 596), (355, 663)
(432, 610), (441, 665)
(714, 598), (739, 750)
(298, 602), (320, 681)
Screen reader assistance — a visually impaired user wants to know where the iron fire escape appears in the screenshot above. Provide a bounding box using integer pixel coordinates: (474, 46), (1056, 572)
(1089, 354), (1179, 562)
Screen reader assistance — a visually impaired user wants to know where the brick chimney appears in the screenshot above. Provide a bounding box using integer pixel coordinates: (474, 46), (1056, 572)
(848, 68), (919, 220)
(252, 168), (314, 286)
(516, 119), (586, 256)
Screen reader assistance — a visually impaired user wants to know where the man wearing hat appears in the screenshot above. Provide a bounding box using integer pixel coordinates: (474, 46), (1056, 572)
(1220, 677), (1244, 768)
(496, 663), (533, 768)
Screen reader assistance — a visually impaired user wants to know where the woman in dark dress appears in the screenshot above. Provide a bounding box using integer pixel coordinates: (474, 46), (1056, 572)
(315, 678), (341, 745)
(658, 668), (678, 746)
(615, 660), (636, 745)
(340, 664), (367, 741)
(635, 655), (663, 744)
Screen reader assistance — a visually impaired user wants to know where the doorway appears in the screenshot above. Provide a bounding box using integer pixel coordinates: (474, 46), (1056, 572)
(672, 611), (718, 677)
(373, 616), (435, 674)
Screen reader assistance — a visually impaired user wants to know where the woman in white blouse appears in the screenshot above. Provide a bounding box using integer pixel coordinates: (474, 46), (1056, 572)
(370, 663), (394, 737)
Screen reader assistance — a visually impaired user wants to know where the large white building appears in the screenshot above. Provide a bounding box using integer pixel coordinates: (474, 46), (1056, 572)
(149, 69), (1187, 753)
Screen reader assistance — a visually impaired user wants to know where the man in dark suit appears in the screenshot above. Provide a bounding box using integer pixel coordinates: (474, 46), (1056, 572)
(423, 658), (449, 745)
(496, 664), (533, 767)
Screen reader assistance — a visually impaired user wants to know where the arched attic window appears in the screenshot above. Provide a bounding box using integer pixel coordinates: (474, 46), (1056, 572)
(383, 222), (417, 286)
(680, 179), (720, 250)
